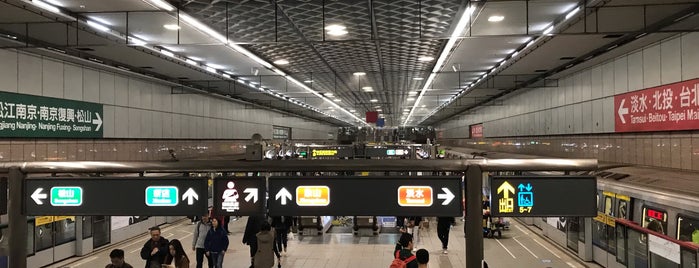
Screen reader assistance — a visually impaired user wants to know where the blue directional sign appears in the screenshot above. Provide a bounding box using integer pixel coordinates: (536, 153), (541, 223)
(491, 176), (596, 217)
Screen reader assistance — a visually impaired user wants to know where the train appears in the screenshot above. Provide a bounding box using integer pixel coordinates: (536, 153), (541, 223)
(444, 147), (699, 268)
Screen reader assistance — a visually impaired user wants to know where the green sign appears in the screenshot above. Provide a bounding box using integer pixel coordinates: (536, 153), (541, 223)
(50, 187), (83, 206)
(0, 91), (103, 138)
(145, 186), (179, 206)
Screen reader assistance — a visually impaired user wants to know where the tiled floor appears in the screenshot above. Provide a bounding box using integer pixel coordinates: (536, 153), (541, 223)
(48, 217), (597, 268)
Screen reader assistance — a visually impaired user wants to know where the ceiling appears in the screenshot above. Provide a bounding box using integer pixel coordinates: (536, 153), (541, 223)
(1, 0), (697, 128)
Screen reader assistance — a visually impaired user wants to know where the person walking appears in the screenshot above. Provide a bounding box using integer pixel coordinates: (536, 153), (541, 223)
(243, 214), (265, 268)
(407, 216), (422, 251)
(204, 217), (229, 268)
(192, 213), (213, 268)
(437, 217), (455, 254)
(139, 226), (169, 268)
(271, 216), (292, 255)
(106, 249), (134, 268)
(393, 233), (418, 268)
(163, 239), (190, 268)
(254, 222), (281, 268)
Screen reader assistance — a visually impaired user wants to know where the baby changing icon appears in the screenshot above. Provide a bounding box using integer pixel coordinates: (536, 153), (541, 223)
(517, 183), (534, 207)
(221, 181), (240, 212)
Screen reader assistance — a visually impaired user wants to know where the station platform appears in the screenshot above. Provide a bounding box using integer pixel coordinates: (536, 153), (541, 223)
(46, 217), (599, 268)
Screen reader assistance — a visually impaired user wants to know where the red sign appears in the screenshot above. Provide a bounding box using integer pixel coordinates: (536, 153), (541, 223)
(615, 78), (699, 132)
(470, 124), (483, 138)
(365, 111), (378, 123)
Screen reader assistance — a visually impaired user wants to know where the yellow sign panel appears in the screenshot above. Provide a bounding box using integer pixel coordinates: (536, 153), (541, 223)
(54, 216), (75, 222)
(496, 181), (515, 213)
(312, 149), (338, 157)
(296, 186), (330, 206)
(35, 216), (54, 226)
(616, 194), (630, 201)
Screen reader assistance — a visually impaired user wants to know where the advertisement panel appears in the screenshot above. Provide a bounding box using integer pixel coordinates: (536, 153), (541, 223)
(470, 124), (483, 138)
(615, 78), (699, 132)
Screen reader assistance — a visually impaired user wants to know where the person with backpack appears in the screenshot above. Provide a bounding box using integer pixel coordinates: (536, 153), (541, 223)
(391, 233), (417, 268)
(416, 249), (429, 268)
(192, 213), (213, 268)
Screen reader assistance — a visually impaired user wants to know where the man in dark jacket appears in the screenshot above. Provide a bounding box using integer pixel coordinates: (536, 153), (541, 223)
(139, 226), (169, 268)
(437, 217), (455, 254)
(271, 216), (293, 255)
(242, 215), (265, 268)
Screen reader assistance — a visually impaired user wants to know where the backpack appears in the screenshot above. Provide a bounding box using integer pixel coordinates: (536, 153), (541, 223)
(389, 250), (416, 268)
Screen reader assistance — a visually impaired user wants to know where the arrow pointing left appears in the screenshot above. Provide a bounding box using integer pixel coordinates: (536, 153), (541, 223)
(437, 188), (455, 205)
(244, 188), (258, 203)
(32, 188), (47, 205)
(182, 188), (198, 205)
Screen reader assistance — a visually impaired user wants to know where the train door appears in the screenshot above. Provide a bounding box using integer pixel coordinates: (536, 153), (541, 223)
(92, 216), (110, 248)
(593, 191), (617, 266)
(32, 216), (77, 264)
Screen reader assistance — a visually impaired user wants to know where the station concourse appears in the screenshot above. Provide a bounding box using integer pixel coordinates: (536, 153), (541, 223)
(0, 0), (698, 268)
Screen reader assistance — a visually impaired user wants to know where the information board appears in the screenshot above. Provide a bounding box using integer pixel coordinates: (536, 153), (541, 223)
(490, 176), (596, 217)
(25, 177), (207, 216)
(268, 176), (461, 216)
(0, 91), (103, 138)
(213, 177), (266, 216)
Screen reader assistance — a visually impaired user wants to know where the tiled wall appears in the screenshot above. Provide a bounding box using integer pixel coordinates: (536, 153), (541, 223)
(441, 131), (699, 171)
(0, 49), (336, 140)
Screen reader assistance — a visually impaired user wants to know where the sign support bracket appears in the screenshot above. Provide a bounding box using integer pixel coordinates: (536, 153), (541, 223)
(465, 165), (484, 268)
(8, 167), (28, 268)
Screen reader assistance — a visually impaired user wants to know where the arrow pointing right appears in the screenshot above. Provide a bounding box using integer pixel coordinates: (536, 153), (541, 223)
(275, 187), (292, 205)
(618, 98), (628, 124)
(92, 112), (103, 131)
(437, 188), (455, 205)
(31, 188), (47, 205)
(244, 188), (258, 203)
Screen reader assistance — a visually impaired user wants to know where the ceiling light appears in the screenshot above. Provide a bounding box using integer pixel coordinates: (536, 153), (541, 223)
(31, 0), (61, 13)
(205, 66), (217, 73)
(488, 15), (505, 22)
(206, 63), (225, 69)
(185, 58), (198, 66)
(221, 73), (231, 79)
(374, 105), (381, 108)
(43, 0), (63, 7)
(325, 93), (334, 97)
(89, 17), (111, 26)
(403, 112), (409, 115)
(325, 24), (348, 36)
(274, 59), (289, 65)
(407, 97), (415, 101)
(418, 56), (435, 62)
(87, 20), (110, 32)
(565, 7), (580, 20)
(421, 105), (426, 108)
(349, 109), (356, 112)
(413, 77), (424, 80)
(362, 87), (374, 92)
(146, 0), (175, 11)
(128, 36), (147, 46)
(180, 14), (227, 43)
(327, 29), (348, 36)
(334, 99), (341, 102)
(376, 109), (382, 112)
(353, 72), (366, 76)
(159, 49), (174, 57)
(370, 99), (378, 102)
(304, 80), (313, 83)
(163, 24), (181, 31)
(408, 91), (417, 96)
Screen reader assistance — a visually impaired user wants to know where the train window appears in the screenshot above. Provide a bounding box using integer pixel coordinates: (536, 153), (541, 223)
(627, 228), (649, 268)
(677, 215), (699, 245)
(578, 217), (585, 243)
(643, 206), (668, 235)
(54, 217), (76, 246)
(605, 196), (613, 215)
(681, 249), (697, 268)
(616, 225), (627, 265)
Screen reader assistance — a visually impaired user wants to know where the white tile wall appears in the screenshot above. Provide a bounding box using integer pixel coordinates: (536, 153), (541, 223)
(99, 72), (115, 105)
(42, 58), (63, 98)
(0, 49), (18, 93)
(643, 43), (661, 88)
(681, 33), (699, 79)
(82, 68), (100, 103)
(64, 64), (82, 101)
(18, 53), (42, 96)
(661, 37), (682, 84)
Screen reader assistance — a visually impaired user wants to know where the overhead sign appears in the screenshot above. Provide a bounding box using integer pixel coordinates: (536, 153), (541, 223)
(490, 176), (596, 217)
(268, 176), (461, 216)
(213, 177), (266, 216)
(309, 146), (353, 158)
(0, 91), (103, 138)
(615, 78), (699, 132)
(470, 124), (483, 138)
(365, 147), (410, 157)
(25, 177), (207, 216)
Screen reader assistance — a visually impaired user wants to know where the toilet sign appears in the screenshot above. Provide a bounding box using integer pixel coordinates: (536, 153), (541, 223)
(213, 177), (266, 216)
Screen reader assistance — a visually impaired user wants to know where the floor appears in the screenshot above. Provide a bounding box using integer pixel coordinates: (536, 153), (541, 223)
(46, 217), (600, 268)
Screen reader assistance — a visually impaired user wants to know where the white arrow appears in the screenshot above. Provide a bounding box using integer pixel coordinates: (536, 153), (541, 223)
(618, 98), (628, 124)
(437, 188), (455, 205)
(182, 188), (198, 205)
(244, 188), (258, 203)
(92, 112), (103, 131)
(31, 188), (47, 205)
(275, 187), (292, 205)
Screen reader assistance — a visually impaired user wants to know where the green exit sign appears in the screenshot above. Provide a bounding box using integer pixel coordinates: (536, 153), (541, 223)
(145, 186), (179, 206)
(50, 187), (83, 206)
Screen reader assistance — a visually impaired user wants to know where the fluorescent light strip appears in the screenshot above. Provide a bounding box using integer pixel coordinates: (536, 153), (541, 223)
(565, 7), (580, 20)
(31, 0), (61, 13)
(179, 14), (227, 43)
(403, 5), (475, 126)
(145, 0), (175, 12)
(86, 20), (110, 32)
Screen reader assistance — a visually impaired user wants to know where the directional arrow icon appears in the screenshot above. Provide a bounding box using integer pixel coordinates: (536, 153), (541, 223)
(275, 187), (292, 205)
(497, 181), (515, 199)
(437, 188), (455, 205)
(618, 98), (628, 124)
(182, 188), (198, 205)
(31, 188), (47, 205)
(92, 112), (103, 131)
(244, 188), (258, 203)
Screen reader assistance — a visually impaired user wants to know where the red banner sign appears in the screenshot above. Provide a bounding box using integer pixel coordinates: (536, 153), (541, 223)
(470, 124), (483, 138)
(615, 78), (699, 132)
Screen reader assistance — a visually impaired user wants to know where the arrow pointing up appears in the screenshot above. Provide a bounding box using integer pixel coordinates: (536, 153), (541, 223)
(618, 98), (628, 124)
(275, 187), (292, 205)
(437, 188), (455, 205)
(92, 112), (103, 131)
(31, 188), (47, 205)
(497, 181), (515, 199)
(244, 188), (258, 203)
(182, 188), (198, 205)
